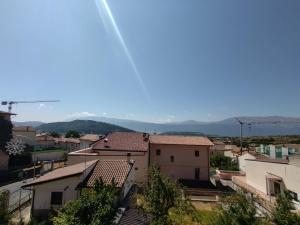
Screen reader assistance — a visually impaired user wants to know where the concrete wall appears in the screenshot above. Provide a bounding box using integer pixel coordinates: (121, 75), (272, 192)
(80, 140), (92, 150)
(68, 151), (149, 183)
(245, 160), (300, 203)
(238, 153), (256, 172)
(32, 151), (66, 162)
(150, 144), (210, 181)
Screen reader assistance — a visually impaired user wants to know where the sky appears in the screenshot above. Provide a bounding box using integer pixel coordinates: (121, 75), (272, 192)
(0, 0), (300, 123)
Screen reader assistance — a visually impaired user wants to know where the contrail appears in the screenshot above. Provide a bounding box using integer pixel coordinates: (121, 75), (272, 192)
(95, 0), (151, 103)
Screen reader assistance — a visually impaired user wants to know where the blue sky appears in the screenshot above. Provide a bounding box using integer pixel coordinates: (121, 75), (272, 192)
(1, 0), (300, 123)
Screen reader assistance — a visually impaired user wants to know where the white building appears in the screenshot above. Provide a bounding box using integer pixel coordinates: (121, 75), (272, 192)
(233, 156), (300, 212)
(22, 159), (135, 217)
(79, 134), (101, 149)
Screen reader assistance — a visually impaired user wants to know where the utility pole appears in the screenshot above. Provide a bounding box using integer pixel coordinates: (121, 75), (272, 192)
(236, 118), (244, 154)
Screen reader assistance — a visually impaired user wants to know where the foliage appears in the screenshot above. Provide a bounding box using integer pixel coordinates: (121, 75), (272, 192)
(143, 165), (198, 225)
(65, 130), (80, 138)
(0, 117), (12, 152)
(210, 154), (239, 171)
(271, 191), (300, 225)
(52, 179), (117, 225)
(214, 193), (261, 225)
(37, 120), (133, 135)
(49, 132), (60, 138)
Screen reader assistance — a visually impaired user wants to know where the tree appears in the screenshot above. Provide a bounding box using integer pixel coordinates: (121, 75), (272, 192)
(210, 154), (238, 171)
(143, 165), (198, 225)
(0, 190), (10, 225)
(214, 193), (260, 225)
(53, 179), (117, 225)
(0, 117), (12, 151)
(271, 191), (300, 225)
(65, 130), (80, 138)
(49, 132), (60, 138)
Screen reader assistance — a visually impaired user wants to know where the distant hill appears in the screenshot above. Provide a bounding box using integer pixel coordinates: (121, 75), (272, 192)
(66, 116), (300, 136)
(13, 121), (45, 127)
(37, 120), (134, 134)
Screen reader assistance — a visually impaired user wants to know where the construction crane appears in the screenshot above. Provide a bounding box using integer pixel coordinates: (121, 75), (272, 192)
(1, 100), (60, 113)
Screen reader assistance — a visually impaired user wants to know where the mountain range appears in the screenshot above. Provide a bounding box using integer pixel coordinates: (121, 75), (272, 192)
(14, 116), (300, 136)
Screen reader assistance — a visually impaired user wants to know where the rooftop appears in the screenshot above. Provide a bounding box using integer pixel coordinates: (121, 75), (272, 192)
(83, 160), (134, 188)
(150, 135), (213, 146)
(55, 137), (80, 144)
(92, 132), (149, 152)
(0, 111), (16, 115)
(22, 160), (98, 187)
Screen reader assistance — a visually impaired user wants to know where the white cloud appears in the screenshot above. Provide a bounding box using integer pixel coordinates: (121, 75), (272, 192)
(67, 112), (97, 118)
(102, 112), (108, 116)
(38, 103), (46, 109)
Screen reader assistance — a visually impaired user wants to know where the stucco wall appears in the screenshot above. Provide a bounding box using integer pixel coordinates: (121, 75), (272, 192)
(68, 151), (148, 183)
(13, 128), (36, 146)
(245, 160), (300, 199)
(32, 151), (66, 162)
(150, 144), (210, 181)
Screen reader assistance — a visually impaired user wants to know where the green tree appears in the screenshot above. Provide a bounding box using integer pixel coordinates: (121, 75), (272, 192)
(214, 193), (260, 225)
(144, 165), (198, 225)
(210, 154), (238, 171)
(271, 191), (300, 225)
(65, 130), (80, 138)
(0, 117), (12, 151)
(49, 132), (60, 138)
(0, 190), (10, 225)
(53, 179), (117, 225)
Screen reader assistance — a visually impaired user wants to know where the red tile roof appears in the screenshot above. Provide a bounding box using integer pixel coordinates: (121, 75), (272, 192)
(22, 160), (98, 187)
(84, 160), (134, 188)
(150, 135), (213, 146)
(92, 132), (149, 152)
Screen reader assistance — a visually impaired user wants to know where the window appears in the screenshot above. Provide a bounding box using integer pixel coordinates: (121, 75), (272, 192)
(170, 155), (174, 162)
(51, 192), (63, 205)
(195, 150), (199, 157)
(156, 149), (161, 156)
(127, 153), (131, 157)
(135, 167), (138, 171)
(195, 168), (200, 180)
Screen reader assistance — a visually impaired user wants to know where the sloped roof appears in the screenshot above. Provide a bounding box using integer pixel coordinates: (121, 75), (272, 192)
(83, 160), (134, 188)
(22, 160), (98, 187)
(92, 132), (149, 152)
(150, 135), (213, 146)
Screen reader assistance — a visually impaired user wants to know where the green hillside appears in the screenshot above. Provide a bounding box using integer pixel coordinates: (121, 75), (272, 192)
(37, 120), (134, 134)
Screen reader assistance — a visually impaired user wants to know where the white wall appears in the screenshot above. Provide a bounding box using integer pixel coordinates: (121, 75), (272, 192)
(245, 160), (300, 204)
(238, 153), (256, 172)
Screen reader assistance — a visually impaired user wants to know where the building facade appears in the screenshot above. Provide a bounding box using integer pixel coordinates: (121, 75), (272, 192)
(150, 135), (213, 181)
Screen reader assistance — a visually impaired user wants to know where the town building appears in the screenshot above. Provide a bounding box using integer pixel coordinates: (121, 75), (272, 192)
(232, 155), (300, 212)
(149, 135), (213, 181)
(68, 132), (149, 183)
(257, 144), (299, 160)
(22, 159), (135, 217)
(0, 111), (16, 171)
(54, 137), (80, 152)
(36, 134), (56, 149)
(13, 126), (36, 146)
(79, 134), (101, 149)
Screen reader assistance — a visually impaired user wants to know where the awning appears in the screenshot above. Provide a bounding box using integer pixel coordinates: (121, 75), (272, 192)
(266, 173), (282, 181)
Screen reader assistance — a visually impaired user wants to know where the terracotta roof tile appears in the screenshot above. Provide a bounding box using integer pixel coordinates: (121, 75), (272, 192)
(22, 160), (98, 187)
(84, 160), (134, 188)
(92, 132), (149, 152)
(150, 135), (213, 146)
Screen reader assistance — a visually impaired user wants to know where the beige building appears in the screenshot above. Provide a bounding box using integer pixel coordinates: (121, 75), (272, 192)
(54, 137), (80, 152)
(13, 126), (36, 146)
(36, 134), (56, 149)
(79, 134), (101, 149)
(150, 135), (213, 181)
(22, 159), (135, 217)
(68, 132), (149, 183)
(233, 156), (300, 212)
